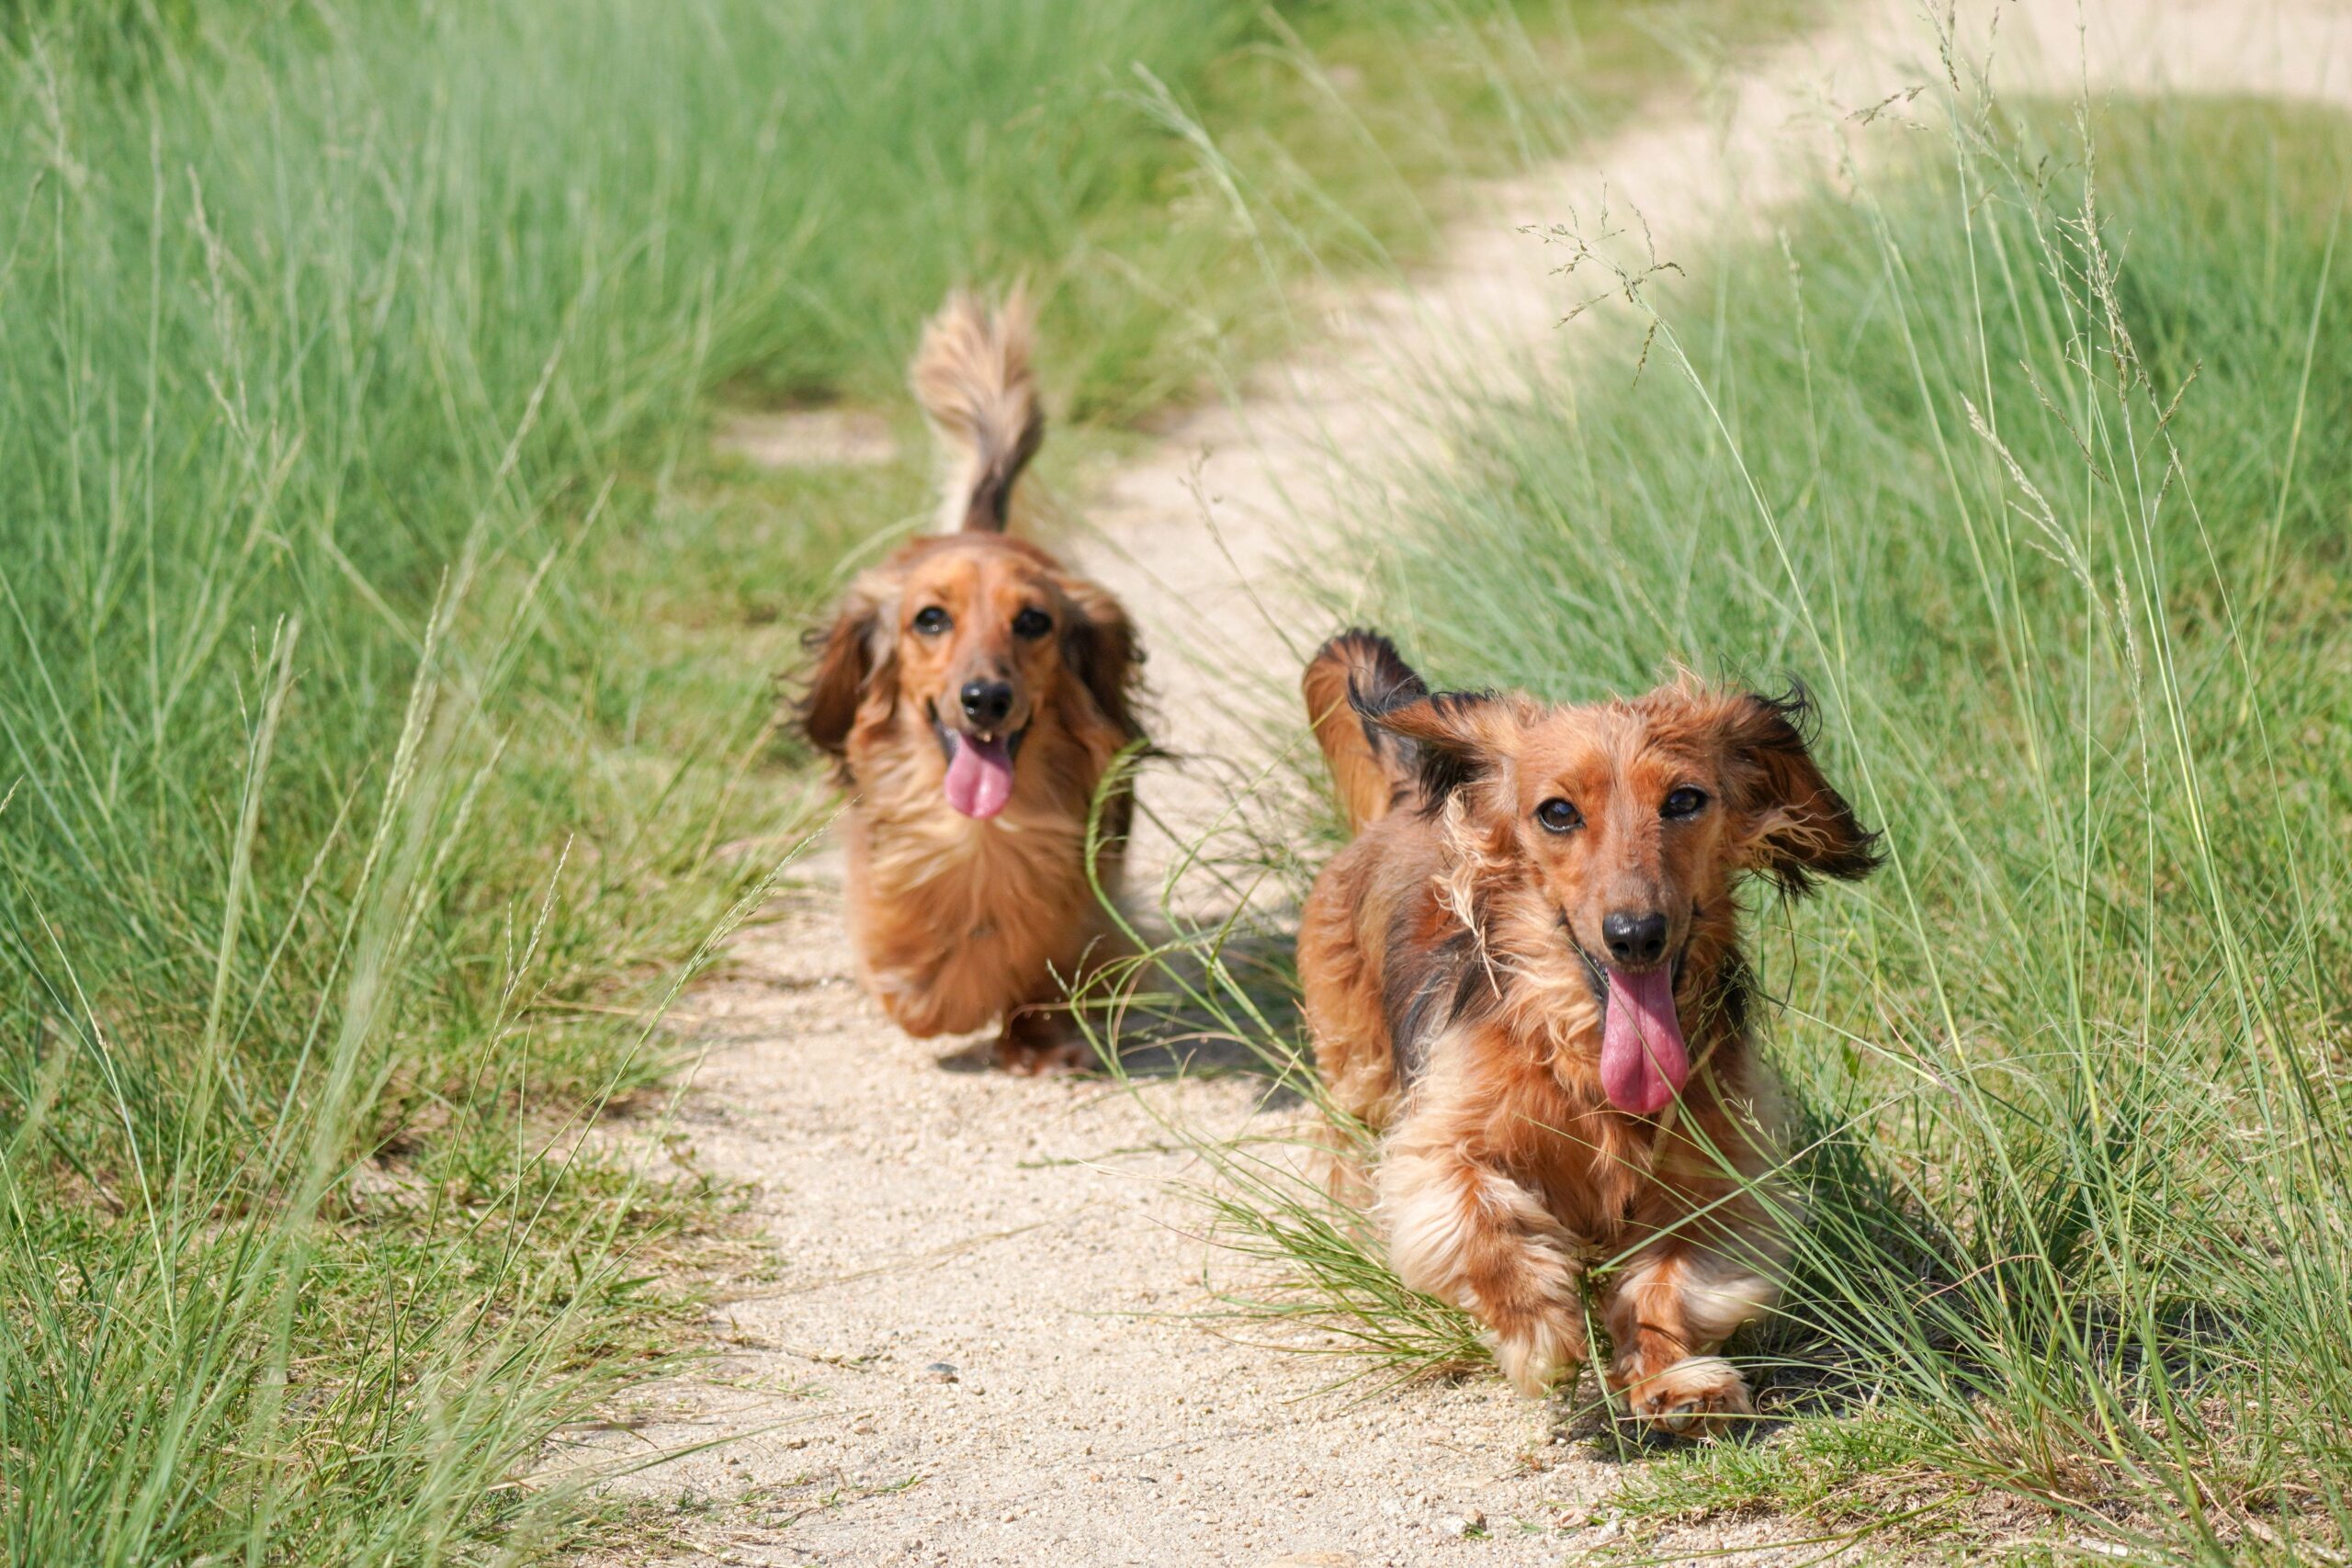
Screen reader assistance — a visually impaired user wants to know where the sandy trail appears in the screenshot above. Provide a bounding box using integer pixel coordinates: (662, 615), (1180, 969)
(569, 5), (2352, 1564)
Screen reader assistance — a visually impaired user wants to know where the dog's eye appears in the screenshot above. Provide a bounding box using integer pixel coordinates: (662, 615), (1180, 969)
(912, 606), (952, 636)
(1662, 786), (1708, 819)
(1534, 798), (1583, 834)
(1012, 607), (1052, 639)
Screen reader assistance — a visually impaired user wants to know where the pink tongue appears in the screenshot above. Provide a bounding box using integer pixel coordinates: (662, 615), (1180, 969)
(943, 733), (1015, 819)
(1600, 965), (1690, 1116)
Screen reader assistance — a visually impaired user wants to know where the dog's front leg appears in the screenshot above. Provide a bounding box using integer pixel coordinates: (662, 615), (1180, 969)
(1598, 1235), (1779, 1439)
(1376, 1133), (1587, 1396)
(996, 1005), (1090, 1075)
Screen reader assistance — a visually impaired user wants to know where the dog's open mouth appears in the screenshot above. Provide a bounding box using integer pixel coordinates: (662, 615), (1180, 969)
(933, 716), (1026, 820)
(1572, 938), (1690, 1118)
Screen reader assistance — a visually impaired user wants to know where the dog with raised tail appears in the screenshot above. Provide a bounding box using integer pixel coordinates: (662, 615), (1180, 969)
(797, 292), (1145, 1073)
(1296, 630), (1880, 1436)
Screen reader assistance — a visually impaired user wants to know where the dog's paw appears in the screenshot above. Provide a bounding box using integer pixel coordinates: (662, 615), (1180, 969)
(995, 1008), (1097, 1076)
(1491, 1316), (1584, 1398)
(995, 1035), (1091, 1076)
(1617, 1355), (1753, 1440)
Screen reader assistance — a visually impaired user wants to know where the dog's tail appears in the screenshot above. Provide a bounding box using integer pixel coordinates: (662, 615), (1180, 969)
(910, 289), (1045, 535)
(1304, 629), (1427, 835)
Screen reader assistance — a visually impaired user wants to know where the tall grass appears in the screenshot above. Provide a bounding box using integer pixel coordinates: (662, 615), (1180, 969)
(0, 0), (1479, 1558)
(0, 0), (1820, 1556)
(1230, 88), (2352, 1562)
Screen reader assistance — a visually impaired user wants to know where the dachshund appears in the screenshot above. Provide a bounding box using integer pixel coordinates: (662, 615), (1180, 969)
(1296, 630), (1880, 1436)
(797, 293), (1145, 1073)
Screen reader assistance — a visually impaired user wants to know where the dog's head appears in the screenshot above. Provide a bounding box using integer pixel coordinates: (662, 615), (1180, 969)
(798, 534), (1139, 818)
(1363, 678), (1880, 1113)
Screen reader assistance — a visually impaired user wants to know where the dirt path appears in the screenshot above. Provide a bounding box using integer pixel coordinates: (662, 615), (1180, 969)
(569, 6), (2352, 1564)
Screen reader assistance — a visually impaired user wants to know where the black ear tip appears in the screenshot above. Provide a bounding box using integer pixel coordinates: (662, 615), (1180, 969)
(1769, 815), (1884, 898)
(1740, 685), (1884, 895)
(1063, 598), (1147, 741)
(1824, 824), (1887, 883)
(1329, 629), (1428, 720)
(1748, 681), (1819, 741)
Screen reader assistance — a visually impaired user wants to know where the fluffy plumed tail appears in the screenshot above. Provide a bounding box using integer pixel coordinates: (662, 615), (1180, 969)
(910, 289), (1045, 534)
(1303, 629), (1427, 835)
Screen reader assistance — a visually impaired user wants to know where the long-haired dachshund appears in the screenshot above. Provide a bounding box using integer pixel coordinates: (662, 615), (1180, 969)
(1297, 631), (1879, 1436)
(797, 293), (1145, 1073)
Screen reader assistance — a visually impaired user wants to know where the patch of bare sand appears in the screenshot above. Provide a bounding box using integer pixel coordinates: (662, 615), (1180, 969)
(560, 4), (2352, 1563)
(715, 409), (901, 469)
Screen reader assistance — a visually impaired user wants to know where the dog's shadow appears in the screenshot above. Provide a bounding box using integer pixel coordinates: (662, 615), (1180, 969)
(929, 923), (1315, 1106)
(1121, 924), (1304, 1072)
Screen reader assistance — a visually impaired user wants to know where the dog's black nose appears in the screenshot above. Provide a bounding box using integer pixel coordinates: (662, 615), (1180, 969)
(959, 679), (1013, 728)
(1602, 909), (1669, 966)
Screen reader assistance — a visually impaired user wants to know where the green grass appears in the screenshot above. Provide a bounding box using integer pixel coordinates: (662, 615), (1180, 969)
(0, 0), (1822, 1559)
(1197, 87), (2352, 1564)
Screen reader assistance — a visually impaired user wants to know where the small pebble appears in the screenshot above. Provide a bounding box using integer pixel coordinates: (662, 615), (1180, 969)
(852, 1417), (877, 1435)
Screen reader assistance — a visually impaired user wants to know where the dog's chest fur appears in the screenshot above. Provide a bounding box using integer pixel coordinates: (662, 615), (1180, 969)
(860, 786), (1092, 915)
(1394, 884), (1758, 1245)
(1438, 1024), (1674, 1238)
(837, 711), (1121, 1032)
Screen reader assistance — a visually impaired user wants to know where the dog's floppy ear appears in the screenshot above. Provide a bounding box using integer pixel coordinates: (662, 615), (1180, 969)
(1716, 686), (1883, 895)
(797, 577), (898, 760)
(1354, 687), (1520, 807)
(1057, 576), (1144, 740)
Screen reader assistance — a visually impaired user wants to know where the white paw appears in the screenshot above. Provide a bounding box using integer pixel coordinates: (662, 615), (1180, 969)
(1618, 1355), (1753, 1438)
(1492, 1317), (1582, 1397)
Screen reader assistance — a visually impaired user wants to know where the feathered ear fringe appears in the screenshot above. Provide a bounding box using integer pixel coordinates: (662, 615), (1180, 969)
(794, 571), (899, 775)
(1054, 571), (1146, 743)
(1355, 688), (1524, 810)
(1433, 788), (1513, 991)
(1720, 684), (1883, 895)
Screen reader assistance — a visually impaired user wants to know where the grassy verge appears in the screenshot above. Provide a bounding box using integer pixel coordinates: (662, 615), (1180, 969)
(0, 0), (1820, 1559)
(1179, 85), (2350, 1564)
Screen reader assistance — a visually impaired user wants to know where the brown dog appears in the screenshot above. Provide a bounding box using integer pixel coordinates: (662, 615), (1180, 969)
(797, 294), (1145, 1072)
(1296, 631), (1879, 1435)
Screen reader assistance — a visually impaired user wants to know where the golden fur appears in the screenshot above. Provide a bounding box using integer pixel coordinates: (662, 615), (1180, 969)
(797, 293), (1145, 1072)
(1298, 631), (1880, 1435)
